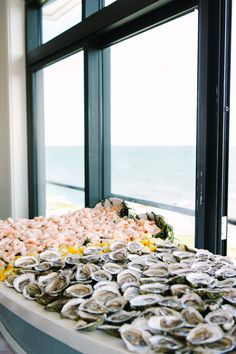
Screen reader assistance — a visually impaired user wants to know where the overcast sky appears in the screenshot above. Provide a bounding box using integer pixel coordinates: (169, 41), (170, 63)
(42, 5), (235, 147)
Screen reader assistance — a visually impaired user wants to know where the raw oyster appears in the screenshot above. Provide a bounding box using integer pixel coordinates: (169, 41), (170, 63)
(130, 294), (162, 309)
(157, 296), (181, 309)
(38, 272), (58, 287)
(83, 246), (102, 255)
(45, 274), (70, 295)
(186, 273), (216, 288)
(64, 253), (81, 265)
(119, 324), (150, 353)
(105, 297), (127, 312)
(75, 264), (92, 282)
(93, 285), (120, 304)
(142, 264), (169, 278)
(39, 250), (61, 263)
(171, 284), (191, 296)
(13, 273), (35, 292)
(91, 270), (112, 282)
(93, 280), (119, 290)
(215, 266), (236, 279)
(215, 277), (236, 288)
(149, 334), (183, 352)
(64, 284), (93, 298)
(109, 240), (126, 251)
(98, 324), (120, 337)
(173, 250), (196, 261)
(148, 315), (183, 333)
(107, 310), (140, 325)
(4, 274), (18, 287)
(117, 269), (140, 287)
(61, 298), (84, 320)
(79, 298), (107, 314)
(126, 242), (143, 254)
(102, 262), (124, 275)
(14, 256), (39, 269)
(36, 293), (59, 305)
(128, 261), (147, 273)
(181, 308), (204, 327)
(205, 309), (233, 326)
(140, 282), (169, 295)
(205, 336), (235, 353)
(45, 298), (68, 312)
(75, 317), (104, 331)
(23, 282), (43, 300)
(181, 292), (206, 311)
(109, 249), (128, 262)
(222, 289), (236, 304)
(123, 287), (139, 301)
(186, 324), (224, 345)
(35, 262), (52, 272)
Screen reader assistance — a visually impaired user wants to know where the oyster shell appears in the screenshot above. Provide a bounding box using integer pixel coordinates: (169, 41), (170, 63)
(127, 242), (143, 254)
(119, 324), (150, 353)
(205, 309), (233, 326)
(75, 264), (92, 282)
(222, 289), (236, 304)
(140, 282), (169, 295)
(186, 324), (224, 345)
(13, 273), (35, 293)
(102, 262), (124, 275)
(142, 264), (169, 278)
(149, 334), (183, 351)
(215, 266), (236, 279)
(34, 262), (52, 272)
(64, 253), (81, 265)
(14, 256), (39, 269)
(64, 283), (93, 298)
(130, 294), (162, 309)
(45, 298), (68, 312)
(98, 324), (120, 337)
(123, 287), (139, 301)
(23, 282), (43, 300)
(204, 336), (235, 353)
(148, 315), (183, 333)
(4, 274), (18, 287)
(79, 298), (107, 314)
(61, 298), (84, 320)
(181, 308), (204, 327)
(105, 297), (127, 313)
(181, 292), (206, 311)
(75, 317), (104, 331)
(158, 296), (181, 310)
(171, 284), (191, 296)
(45, 274), (70, 295)
(109, 249), (128, 262)
(91, 270), (112, 282)
(186, 273), (216, 288)
(93, 280), (119, 290)
(117, 269), (140, 287)
(39, 250), (61, 263)
(93, 285), (120, 304)
(107, 310), (140, 325)
(38, 272), (58, 287)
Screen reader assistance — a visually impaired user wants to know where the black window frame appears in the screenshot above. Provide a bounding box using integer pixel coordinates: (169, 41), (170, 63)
(25, 0), (232, 255)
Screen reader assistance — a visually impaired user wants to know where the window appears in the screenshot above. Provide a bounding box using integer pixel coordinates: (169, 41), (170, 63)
(109, 12), (198, 246)
(35, 52), (84, 215)
(26, 0), (231, 253)
(42, 0), (82, 43)
(227, 1), (236, 257)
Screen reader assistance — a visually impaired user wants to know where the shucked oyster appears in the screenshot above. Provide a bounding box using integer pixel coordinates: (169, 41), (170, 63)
(91, 270), (112, 282)
(107, 310), (140, 325)
(140, 282), (169, 295)
(102, 262), (124, 275)
(79, 298), (107, 314)
(61, 298), (84, 320)
(181, 308), (204, 327)
(181, 292), (205, 311)
(148, 315), (183, 333)
(117, 269), (140, 287)
(23, 282), (43, 300)
(149, 335), (183, 352)
(64, 284), (93, 298)
(186, 273), (216, 288)
(186, 324), (224, 345)
(14, 256), (39, 269)
(13, 273), (35, 293)
(205, 309), (233, 326)
(75, 264), (92, 282)
(39, 250), (61, 263)
(45, 274), (70, 295)
(38, 272), (58, 287)
(119, 324), (150, 353)
(93, 285), (120, 304)
(130, 294), (162, 309)
(205, 336), (235, 353)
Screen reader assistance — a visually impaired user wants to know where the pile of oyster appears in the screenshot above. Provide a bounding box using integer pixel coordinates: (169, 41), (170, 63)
(5, 239), (236, 353)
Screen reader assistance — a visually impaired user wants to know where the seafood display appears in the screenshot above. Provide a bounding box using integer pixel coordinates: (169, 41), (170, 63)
(0, 199), (172, 265)
(1, 199), (236, 353)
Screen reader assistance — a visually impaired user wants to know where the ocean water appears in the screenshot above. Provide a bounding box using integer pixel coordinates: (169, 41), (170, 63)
(45, 146), (236, 217)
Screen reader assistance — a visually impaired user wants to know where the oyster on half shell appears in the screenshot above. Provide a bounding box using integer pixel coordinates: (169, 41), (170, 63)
(13, 273), (35, 293)
(14, 256), (39, 269)
(148, 315), (183, 333)
(186, 324), (224, 345)
(119, 324), (150, 353)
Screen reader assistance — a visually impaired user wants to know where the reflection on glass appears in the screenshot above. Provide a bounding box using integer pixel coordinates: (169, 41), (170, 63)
(110, 11), (198, 246)
(42, 0), (82, 43)
(105, 0), (117, 6)
(227, 2), (236, 257)
(38, 52), (84, 215)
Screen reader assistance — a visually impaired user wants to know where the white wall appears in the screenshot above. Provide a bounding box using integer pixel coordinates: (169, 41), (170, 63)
(0, 0), (28, 220)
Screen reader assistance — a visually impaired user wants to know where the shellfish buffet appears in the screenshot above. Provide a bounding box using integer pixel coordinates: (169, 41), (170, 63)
(1, 199), (236, 353)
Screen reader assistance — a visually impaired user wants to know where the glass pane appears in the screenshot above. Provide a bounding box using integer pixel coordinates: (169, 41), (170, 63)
(36, 51), (84, 215)
(110, 11), (198, 246)
(42, 0), (82, 43)
(227, 2), (236, 257)
(105, 0), (117, 6)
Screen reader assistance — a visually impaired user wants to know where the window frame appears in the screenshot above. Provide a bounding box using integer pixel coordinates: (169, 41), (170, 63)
(25, 0), (232, 255)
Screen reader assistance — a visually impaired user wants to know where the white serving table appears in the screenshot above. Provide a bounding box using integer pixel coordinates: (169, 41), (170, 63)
(0, 283), (130, 354)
